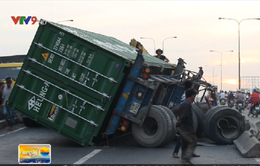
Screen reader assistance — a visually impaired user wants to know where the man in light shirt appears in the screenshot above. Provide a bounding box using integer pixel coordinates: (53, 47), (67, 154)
(219, 90), (226, 103)
(2, 76), (15, 130)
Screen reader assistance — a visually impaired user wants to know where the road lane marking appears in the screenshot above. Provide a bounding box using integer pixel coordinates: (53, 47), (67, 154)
(255, 158), (260, 164)
(74, 149), (102, 164)
(0, 127), (27, 137)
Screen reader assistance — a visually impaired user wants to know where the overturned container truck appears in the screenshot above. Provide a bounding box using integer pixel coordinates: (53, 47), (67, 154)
(7, 19), (245, 147)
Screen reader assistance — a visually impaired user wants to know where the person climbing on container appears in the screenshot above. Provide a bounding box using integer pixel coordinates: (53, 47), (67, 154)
(154, 49), (169, 62)
(175, 88), (199, 164)
(2, 77), (15, 130)
(173, 80), (200, 159)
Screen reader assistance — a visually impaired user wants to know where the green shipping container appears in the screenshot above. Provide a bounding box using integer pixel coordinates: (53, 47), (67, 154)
(7, 19), (174, 146)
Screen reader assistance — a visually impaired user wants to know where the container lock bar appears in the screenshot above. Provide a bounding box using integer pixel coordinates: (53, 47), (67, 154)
(108, 77), (116, 83)
(34, 42), (43, 48)
(92, 74), (99, 87)
(22, 69), (105, 112)
(28, 58), (111, 100)
(33, 42), (117, 84)
(16, 84), (98, 127)
(102, 93), (111, 100)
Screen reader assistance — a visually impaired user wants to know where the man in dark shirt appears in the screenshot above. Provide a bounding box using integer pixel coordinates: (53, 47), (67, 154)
(154, 49), (169, 62)
(176, 88), (198, 164)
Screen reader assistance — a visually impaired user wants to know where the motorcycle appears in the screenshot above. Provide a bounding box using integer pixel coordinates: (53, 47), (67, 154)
(228, 99), (234, 108)
(220, 98), (226, 105)
(251, 102), (260, 117)
(237, 101), (243, 113)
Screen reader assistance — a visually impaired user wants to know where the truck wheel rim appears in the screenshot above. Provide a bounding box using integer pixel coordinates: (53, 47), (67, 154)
(217, 116), (239, 139)
(143, 117), (158, 136)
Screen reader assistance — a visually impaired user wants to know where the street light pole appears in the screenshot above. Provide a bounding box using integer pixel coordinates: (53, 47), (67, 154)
(162, 36), (177, 51)
(205, 65), (221, 85)
(210, 50), (233, 90)
(140, 37), (156, 51)
(219, 17), (260, 89)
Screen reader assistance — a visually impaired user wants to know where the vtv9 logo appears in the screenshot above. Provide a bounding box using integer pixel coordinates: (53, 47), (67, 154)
(11, 16), (37, 25)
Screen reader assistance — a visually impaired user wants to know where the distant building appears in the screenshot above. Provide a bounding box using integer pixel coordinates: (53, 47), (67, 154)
(0, 55), (26, 63)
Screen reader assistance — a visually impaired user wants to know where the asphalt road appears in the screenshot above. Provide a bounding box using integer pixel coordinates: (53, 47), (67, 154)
(0, 107), (260, 165)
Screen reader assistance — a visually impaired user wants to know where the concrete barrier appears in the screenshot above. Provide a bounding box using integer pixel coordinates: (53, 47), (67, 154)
(233, 131), (260, 158)
(243, 115), (250, 131)
(249, 121), (260, 140)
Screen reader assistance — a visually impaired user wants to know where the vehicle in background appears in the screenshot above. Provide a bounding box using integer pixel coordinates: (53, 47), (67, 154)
(228, 99), (234, 108)
(237, 101), (243, 113)
(251, 102), (260, 117)
(220, 98), (226, 105)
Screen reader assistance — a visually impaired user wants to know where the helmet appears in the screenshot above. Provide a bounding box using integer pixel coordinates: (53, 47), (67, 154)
(253, 88), (257, 93)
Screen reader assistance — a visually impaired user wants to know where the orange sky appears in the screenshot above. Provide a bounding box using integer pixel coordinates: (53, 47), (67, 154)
(1, 1), (260, 91)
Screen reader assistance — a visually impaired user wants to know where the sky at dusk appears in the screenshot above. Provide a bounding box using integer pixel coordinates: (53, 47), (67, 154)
(1, 1), (260, 91)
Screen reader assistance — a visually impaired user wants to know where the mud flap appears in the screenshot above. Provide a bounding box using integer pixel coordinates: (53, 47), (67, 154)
(233, 131), (260, 158)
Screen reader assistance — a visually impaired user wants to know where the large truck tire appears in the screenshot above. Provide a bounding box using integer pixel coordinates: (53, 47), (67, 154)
(192, 104), (204, 137)
(203, 106), (246, 145)
(195, 102), (211, 114)
(155, 105), (177, 144)
(170, 104), (180, 117)
(203, 106), (226, 135)
(132, 105), (172, 148)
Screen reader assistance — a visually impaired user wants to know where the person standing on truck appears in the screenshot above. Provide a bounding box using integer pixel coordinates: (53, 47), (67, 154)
(154, 49), (169, 63)
(2, 77), (15, 130)
(175, 88), (198, 164)
(173, 80), (200, 158)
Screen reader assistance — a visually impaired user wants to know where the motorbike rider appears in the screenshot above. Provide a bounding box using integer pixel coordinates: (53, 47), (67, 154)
(227, 91), (234, 104)
(247, 88), (260, 117)
(225, 91), (228, 99)
(219, 90), (226, 104)
(236, 89), (245, 108)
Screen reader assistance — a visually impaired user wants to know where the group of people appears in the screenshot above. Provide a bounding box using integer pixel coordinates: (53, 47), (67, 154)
(208, 88), (242, 106)
(207, 86), (260, 117)
(0, 76), (15, 130)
